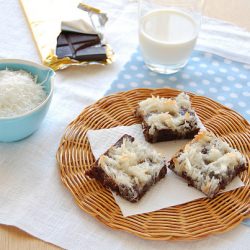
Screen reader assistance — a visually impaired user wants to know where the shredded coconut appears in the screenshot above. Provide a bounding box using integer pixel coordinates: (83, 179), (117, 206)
(98, 137), (164, 189)
(171, 131), (246, 197)
(0, 69), (47, 117)
(137, 93), (197, 135)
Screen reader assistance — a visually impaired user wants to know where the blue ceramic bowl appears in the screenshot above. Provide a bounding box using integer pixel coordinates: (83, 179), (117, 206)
(0, 59), (55, 142)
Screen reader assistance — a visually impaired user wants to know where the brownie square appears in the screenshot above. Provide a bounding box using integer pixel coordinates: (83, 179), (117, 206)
(135, 93), (201, 143)
(167, 131), (247, 198)
(86, 134), (167, 202)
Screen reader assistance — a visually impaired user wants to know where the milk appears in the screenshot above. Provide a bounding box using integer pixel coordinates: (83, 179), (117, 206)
(139, 9), (198, 69)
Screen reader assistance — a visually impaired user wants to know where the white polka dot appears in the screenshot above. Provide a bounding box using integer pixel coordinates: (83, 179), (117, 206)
(181, 73), (190, 79)
(229, 93), (238, 98)
(136, 56), (143, 61)
(117, 83), (125, 89)
(149, 72), (156, 76)
(130, 82), (138, 87)
(219, 68), (227, 73)
(239, 74), (247, 79)
(232, 67), (239, 72)
(196, 89), (204, 95)
(187, 65), (195, 70)
(243, 64), (250, 70)
(247, 82), (250, 87)
(222, 86), (230, 91)
(192, 57), (200, 62)
(238, 101), (246, 107)
(189, 81), (197, 87)
(202, 79), (210, 85)
(227, 76), (235, 81)
(200, 63), (207, 68)
(225, 103), (234, 108)
(176, 84), (184, 89)
(224, 59), (232, 64)
(243, 91), (250, 96)
(204, 52), (212, 58)
(143, 80), (151, 86)
(207, 70), (215, 75)
(246, 110), (250, 115)
(136, 73), (144, 78)
(214, 77), (222, 83)
(217, 96), (225, 101)
(212, 61), (219, 66)
(123, 74), (131, 79)
(169, 76), (177, 81)
(156, 79), (164, 84)
(194, 71), (202, 77)
(130, 65), (138, 70)
(209, 87), (217, 93)
(235, 83), (243, 88)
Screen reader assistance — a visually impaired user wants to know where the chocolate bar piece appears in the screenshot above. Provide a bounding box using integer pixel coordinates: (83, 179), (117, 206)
(86, 134), (167, 202)
(167, 131), (247, 198)
(56, 31), (107, 61)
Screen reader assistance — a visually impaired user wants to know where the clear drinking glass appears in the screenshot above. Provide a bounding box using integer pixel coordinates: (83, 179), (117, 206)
(138, 0), (204, 74)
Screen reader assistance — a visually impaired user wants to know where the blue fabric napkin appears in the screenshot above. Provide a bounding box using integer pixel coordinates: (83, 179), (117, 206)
(106, 49), (250, 121)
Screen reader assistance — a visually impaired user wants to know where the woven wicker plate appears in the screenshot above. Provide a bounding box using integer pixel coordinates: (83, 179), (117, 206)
(57, 88), (250, 241)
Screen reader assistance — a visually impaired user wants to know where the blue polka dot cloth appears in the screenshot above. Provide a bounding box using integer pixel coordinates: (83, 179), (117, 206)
(105, 49), (250, 227)
(106, 49), (250, 122)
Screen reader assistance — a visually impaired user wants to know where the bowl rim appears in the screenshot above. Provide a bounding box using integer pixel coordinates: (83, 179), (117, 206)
(0, 59), (55, 120)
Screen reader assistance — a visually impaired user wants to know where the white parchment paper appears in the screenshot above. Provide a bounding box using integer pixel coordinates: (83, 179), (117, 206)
(87, 124), (244, 217)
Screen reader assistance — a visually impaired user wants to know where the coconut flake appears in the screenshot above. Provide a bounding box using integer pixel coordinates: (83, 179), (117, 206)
(0, 69), (47, 117)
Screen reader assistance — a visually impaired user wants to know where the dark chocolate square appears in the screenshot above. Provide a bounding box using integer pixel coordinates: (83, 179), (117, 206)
(56, 31), (107, 61)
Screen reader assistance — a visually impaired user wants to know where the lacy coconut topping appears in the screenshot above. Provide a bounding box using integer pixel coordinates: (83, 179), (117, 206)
(98, 137), (164, 188)
(137, 93), (197, 135)
(0, 69), (46, 118)
(171, 131), (246, 196)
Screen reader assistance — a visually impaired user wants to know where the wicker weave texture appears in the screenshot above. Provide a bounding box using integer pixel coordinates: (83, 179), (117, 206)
(57, 88), (250, 241)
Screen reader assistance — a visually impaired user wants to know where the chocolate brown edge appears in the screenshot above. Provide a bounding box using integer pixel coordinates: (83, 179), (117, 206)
(143, 123), (200, 143)
(86, 134), (167, 202)
(87, 164), (167, 202)
(168, 157), (247, 198)
(135, 107), (200, 143)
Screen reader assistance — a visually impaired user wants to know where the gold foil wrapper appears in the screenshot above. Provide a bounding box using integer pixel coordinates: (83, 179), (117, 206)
(78, 3), (104, 14)
(44, 45), (114, 71)
(20, 0), (114, 71)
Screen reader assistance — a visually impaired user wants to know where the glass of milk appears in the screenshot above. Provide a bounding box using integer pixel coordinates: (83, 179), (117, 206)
(139, 0), (203, 74)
